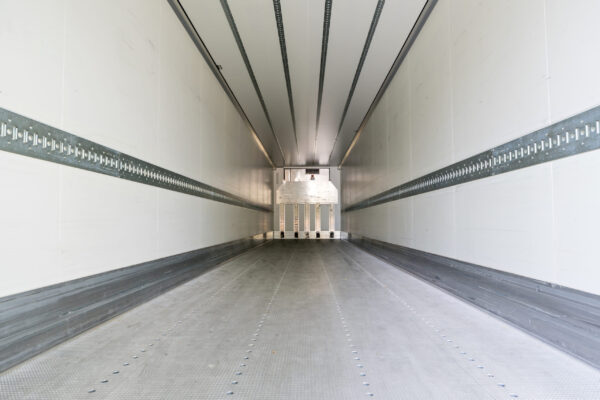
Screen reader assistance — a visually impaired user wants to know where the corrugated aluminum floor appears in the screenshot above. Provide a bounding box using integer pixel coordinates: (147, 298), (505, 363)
(1, 240), (599, 399)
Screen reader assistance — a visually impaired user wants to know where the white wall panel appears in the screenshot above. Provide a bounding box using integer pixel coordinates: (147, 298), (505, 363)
(0, 0), (65, 127)
(412, 188), (455, 258)
(0, 154), (61, 296)
(450, 0), (549, 160)
(386, 198), (414, 248)
(386, 62), (412, 193)
(342, 0), (600, 294)
(546, 0), (600, 122)
(59, 168), (158, 282)
(63, 0), (160, 162)
(454, 165), (555, 282)
(552, 151), (600, 294)
(409, 0), (453, 178)
(0, 0), (272, 297)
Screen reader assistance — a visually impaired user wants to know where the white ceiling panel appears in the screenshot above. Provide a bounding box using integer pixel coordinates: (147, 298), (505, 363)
(329, 0), (427, 165)
(314, 0), (379, 165)
(280, 0), (323, 165)
(228, 0), (298, 165)
(179, 0), (285, 165)
(178, 0), (429, 167)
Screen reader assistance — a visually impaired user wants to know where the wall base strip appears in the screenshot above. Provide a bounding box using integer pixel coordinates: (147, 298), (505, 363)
(346, 235), (600, 369)
(0, 235), (270, 373)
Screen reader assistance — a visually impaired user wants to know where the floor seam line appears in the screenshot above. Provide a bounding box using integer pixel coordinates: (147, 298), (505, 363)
(224, 242), (297, 397)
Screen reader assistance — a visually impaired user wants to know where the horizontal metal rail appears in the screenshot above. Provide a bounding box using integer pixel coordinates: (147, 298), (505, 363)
(0, 107), (271, 213)
(344, 105), (600, 212)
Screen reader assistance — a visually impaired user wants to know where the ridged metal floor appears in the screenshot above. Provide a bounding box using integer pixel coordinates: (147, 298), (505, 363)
(1, 241), (599, 399)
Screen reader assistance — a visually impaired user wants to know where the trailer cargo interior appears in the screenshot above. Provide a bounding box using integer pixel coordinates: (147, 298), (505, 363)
(1, 0), (600, 399)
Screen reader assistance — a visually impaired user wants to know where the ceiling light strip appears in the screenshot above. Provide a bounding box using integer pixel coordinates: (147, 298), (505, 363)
(328, 0), (385, 164)
(0, 106), (272, 213)
(166, 0), (275, 168)
(272, 0), (299, 157)
(220, 0), (287, 166)
(338, 0), (438, 167)
(343, 104), (600, 212)
(313, 0), (333, 163)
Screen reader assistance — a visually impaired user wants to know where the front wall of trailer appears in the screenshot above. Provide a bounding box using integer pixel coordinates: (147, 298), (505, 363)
(0, 0), (272, 297)
(342, 0), (600, 295)
(273, 168), (341, 238)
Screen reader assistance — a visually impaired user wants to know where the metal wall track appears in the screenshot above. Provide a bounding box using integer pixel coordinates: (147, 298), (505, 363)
(348, 235), (600, 369)
(0, 234), (269, 373)
(0, 107), (271, 213)
(344, 104), (600, 212)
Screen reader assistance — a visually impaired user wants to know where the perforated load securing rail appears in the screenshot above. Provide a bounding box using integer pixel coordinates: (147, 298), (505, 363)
(344, 105), (600, 212)
(0, 107), (270, 212)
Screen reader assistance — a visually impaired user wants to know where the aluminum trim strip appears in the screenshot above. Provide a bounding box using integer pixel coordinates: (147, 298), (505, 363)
(220, 0), (287, 166)
(343, 105), (600, 212)
(0, 107), (272, 212)
(338, 0), (438, 167)
(328, 0), (385, 164)
(313, 0), (333, 162)
(166, 0), (276, 168)
(273, 0), (299, 156)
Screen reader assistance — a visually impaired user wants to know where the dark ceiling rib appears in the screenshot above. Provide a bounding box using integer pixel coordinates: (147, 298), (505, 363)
(166, 0), (275, 167)
(220, 0), (287, 165)
(338, 0), (438, 167)
(272, 0), (299, 158)
(313, 0), (333, 163)
(327, 0), (385, 164)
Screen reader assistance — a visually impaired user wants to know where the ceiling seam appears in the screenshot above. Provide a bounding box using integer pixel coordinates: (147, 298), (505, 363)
(313, 0), (333, 164)
(220, 0), (287, 166)
(338, 0), (438, 167)
(272, 0), (299, 160)
(327, 0), (385, 164)
(166, 0), (276, 168)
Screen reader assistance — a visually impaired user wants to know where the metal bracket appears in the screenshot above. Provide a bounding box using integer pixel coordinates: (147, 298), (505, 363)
(344, 105), (600, 212)
(0, 107), (271, 213)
